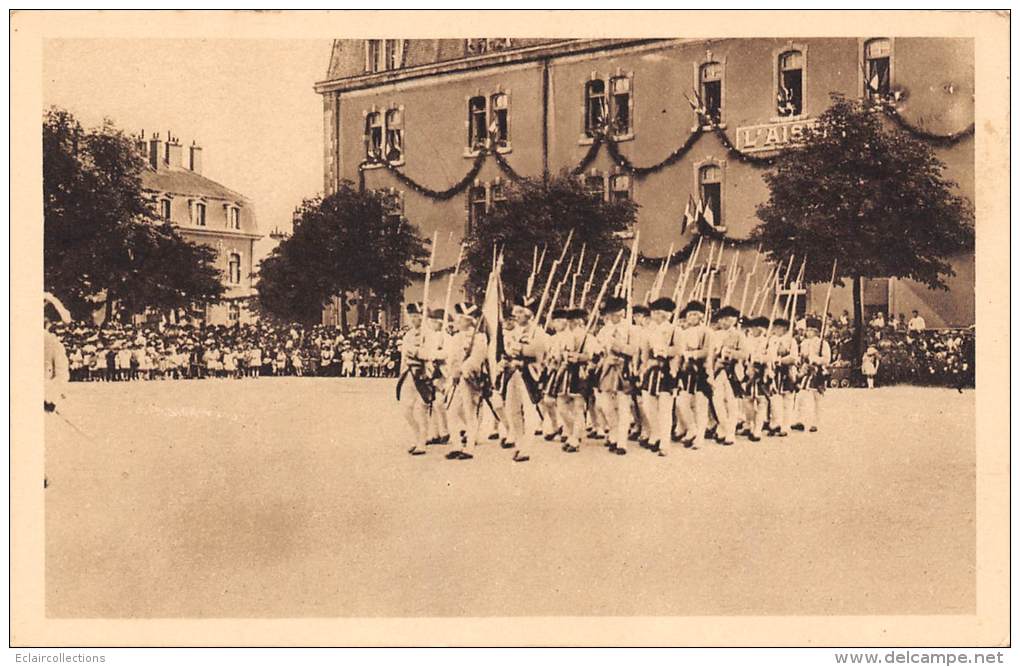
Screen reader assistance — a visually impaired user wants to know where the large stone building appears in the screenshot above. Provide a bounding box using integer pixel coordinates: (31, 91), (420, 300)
(138, 132), (262, 325)
(315, 38), (974, 327)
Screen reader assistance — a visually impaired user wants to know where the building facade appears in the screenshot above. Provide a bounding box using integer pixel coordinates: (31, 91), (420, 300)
(139, 133), (262, 325)
(315, 38), (974, 327)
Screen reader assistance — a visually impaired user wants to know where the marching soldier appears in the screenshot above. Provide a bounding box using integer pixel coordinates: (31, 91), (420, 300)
(502, 297), (543, 461)
(630, 304), (653, 445)
(675, 300), (711, 449)
(540, 308), (570, 443)
(398, 303), (432, 456)
(445, 302), (489, 459)
(707, 305), (747, 446)
(640, 297), (677, 456)
(741, 316), (771, 442)
(594, 296), (633, 454)
(556, 308), (599, 453)
(422, 308), (452, 446)
(764, 317), (799, 437)
(792, 316), (831, 433)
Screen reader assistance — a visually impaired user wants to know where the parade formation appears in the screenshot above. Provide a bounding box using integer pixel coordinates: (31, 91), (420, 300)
(397, 233), (839, 463)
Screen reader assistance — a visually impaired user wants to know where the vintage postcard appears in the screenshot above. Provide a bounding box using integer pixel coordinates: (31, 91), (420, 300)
(10, 9), (1010, 649)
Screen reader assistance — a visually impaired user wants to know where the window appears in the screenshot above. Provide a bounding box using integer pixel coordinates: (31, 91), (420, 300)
(228, 301), (241, 322)
(228, 252), (242, 285)
(584, 79), (607, 137)
(864, 38), (891, 97)
(584, 174), (605, 201)
(490, 93), (509, 148)
(467, 185), (487, 233)
(366, 40), (381, 73)
(381, 189), (403, 228)
(467, 96), (487, 149)
(365, 111), (383, 160)
(159, 198), (171, 222)
(384, 40), (403, 70)
(385, 109), (404, 163)
(609, 174), (631, 203)
(227, 206), (240, 230)
(777, 50), (804, 117)
(699, 165), (722, 227)
(191, 201), (206, 227)
(699, 62), (723, 121)
(609, 76), (632, 136)
(490, 181), (507, 212)
(466, 38), (514, 55)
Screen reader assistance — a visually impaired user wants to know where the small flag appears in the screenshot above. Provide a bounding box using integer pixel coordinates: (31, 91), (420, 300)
(703, 202), (715, 228)
(681, 195), (696, 234)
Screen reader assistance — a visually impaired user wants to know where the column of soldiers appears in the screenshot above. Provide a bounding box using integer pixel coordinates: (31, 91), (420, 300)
(396, 242), (835, 463)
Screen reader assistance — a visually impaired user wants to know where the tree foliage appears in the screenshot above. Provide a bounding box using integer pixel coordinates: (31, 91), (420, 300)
(256, 181), (430, 326)
(462, 173), (637, 304)
(43, 107), (225, 320)
(752, 95), (974, 356)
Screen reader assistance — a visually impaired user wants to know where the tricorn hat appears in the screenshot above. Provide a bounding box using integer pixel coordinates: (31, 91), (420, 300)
(454, 302), (479, 318)
(717, 305), (740, 320)
(772, 318), (791, 328)
(428, 308), (445, 320)
(601, 296), (626, 314)
(551, 308), (569, 320)
(567, 308), (587, 320)
(649, 297), (676, 313)
(512, 294), (537, 312)
(633, 305), (650, 317)
(684, 300), (706, 314)
(405, 302), (423, 315)
(805, 317), (822, 330)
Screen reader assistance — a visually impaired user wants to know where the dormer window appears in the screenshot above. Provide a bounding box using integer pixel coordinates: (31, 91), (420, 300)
(227, 205), (240, 230)
(365, 39), (403, 72)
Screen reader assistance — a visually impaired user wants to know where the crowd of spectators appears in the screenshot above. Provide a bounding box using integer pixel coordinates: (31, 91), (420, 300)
(51, 321), (405, 382)
(50, 310), (974, 389)
(810, 309), (975, 389)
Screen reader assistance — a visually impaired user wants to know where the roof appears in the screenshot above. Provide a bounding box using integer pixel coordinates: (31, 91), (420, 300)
(140, 166), (249, 204)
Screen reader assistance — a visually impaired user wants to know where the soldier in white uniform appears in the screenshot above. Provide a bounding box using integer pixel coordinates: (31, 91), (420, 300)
(741, 316), (771, 441)
(675, 300), (711, 449)
(640, 297), (678, 455)
(792, 316), (832, 433)
(556, 308), (599, 453)
(399, 303), (431, 456)
(539, 308), (570, 443)
(594, 296), (636, 454)
(765, 318), (799, 437)
(445, 302), (488, 459)
(707, 305), (747, 446)
(629, 305), (653, 445)
(501, 298), (544, 461)
(422, 308), (452, 446)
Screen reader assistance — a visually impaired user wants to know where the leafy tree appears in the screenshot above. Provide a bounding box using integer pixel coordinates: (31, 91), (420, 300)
(463, 173), (636, 305)
(256, 182), (430, 328)
(43, 107), (225, 321)
(752, 95), (974, 359)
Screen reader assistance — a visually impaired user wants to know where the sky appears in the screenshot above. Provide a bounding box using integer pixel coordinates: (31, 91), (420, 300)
(43, 38), (333, 262)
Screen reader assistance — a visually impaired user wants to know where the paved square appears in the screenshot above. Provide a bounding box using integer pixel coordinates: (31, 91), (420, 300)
(45, 379), (975, 617)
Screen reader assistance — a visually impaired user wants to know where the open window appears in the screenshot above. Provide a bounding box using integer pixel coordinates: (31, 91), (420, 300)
(864, 38), (892, 98)
(777, 50), (804, 117)
(159, 198), (172, 222)
(699, 165), (722, 227)
(467, 96), (487, 150)
(490, 93), (509, 148)
(584, 79), (607, 137)
(365, 111), (383, 160)
(609, 174), (631, 203)
(699, 62), (723, 122)
(385, 108), (404, 163)
(467, 184), (487, 234)
(609, 76), (632, 137)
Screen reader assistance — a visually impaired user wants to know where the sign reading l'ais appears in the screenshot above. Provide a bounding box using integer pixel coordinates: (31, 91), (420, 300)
(736, 118), (820, 154)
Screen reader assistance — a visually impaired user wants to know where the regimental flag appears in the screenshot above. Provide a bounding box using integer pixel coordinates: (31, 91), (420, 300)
(488, 116), (501, 144)
(479, 261), (504, 379)
(681, 194), (697, 234)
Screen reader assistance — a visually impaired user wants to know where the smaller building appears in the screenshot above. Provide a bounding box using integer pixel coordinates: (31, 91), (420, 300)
(138, 132), (262, 325)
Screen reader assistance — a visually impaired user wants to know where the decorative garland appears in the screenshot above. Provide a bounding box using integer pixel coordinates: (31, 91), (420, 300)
(569, 136), (604, 175)
(880, 104), (975, 147)
(604, 126), (703, 176)
(492, 150), (525, 182)
(711, 125), (779, 167)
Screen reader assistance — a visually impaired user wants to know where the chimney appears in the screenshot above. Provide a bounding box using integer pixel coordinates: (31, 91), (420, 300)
(148, 135), (163, 170)
(165, 134), (183, 168)
(189, 141), (203, 174)
(135, 130), (148, 159)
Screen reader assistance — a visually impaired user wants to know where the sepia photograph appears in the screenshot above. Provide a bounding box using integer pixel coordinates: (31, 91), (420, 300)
(10, 9), (1011, 652)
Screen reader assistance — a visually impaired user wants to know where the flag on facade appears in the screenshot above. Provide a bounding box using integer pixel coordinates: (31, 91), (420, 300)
(681, 194), (696, 234)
